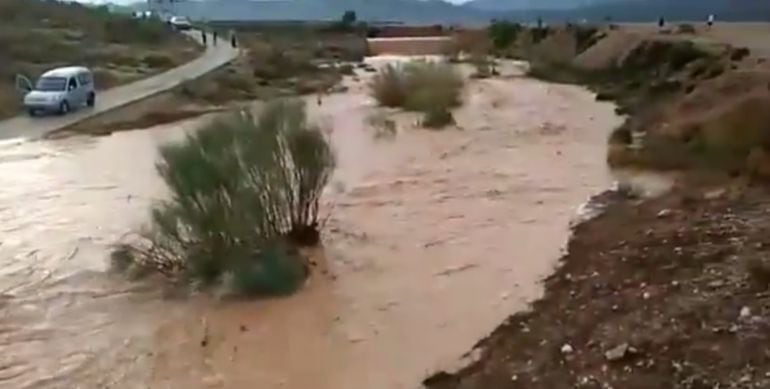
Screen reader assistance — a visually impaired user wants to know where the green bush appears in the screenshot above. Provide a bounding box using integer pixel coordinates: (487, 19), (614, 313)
(488, 21), (521, 51)
(116, 100), (335, 295)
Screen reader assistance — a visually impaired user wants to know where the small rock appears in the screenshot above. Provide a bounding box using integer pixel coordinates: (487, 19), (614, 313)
(605, 343), (629, 362)
(708, 280), (725, 288)
(561, 343), (574, 355)
(740, 306), (752, 319)
(729, 324), (739, 333)
(704, 188), (726, 200)
(642, 291), (651, 300)
(657, 209), (673, 218)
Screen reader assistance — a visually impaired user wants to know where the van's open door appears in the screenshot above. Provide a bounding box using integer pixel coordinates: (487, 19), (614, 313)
(15, 74), (32, 95)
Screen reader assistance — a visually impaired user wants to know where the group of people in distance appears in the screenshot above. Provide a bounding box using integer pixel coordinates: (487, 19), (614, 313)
(658, 14), (717, 30)
(200, 29), (238, 48)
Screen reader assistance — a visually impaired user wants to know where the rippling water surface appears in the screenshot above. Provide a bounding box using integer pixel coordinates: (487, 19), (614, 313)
(0, 61), (633, 388)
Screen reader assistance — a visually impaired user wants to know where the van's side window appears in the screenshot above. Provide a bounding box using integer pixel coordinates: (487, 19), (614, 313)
(67, 77), (77, 91)
(78, 73), (92, 86)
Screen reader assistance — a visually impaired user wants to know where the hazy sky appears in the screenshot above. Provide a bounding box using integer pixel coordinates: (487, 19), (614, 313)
(77, 0), (476, 4)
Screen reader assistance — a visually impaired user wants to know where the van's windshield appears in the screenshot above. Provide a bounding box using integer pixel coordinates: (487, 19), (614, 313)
(35, 77), (67, 92)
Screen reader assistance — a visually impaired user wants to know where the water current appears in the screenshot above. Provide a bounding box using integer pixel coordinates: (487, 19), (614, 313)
(0, 60), (648, 388)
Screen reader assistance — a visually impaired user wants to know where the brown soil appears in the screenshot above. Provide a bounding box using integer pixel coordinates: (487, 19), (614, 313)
(425, 180), (770, 389)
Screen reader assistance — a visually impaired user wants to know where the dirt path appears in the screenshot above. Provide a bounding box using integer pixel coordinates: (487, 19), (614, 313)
(0, 32), (237, 141)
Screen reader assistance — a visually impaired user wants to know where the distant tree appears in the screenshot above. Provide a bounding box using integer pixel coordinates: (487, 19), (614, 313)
(341, 10), (357, 26)
(488, 20), (521, 51)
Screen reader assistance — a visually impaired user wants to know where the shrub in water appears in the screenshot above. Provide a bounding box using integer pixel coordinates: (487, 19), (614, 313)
(370, 61), (464, 128)
(117, 100), (335, 295)
(369, 63), (408, 107)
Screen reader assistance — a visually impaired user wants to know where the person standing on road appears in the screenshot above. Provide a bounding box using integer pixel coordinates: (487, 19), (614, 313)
(230, 30), (237, 48)
(658, 16), (665, 30)
(201, 29), (207, 46)
(707, 14), (715, 29)
(212, 30), (218, 46)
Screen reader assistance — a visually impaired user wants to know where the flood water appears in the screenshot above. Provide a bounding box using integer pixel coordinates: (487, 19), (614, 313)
(0, 60), (628, 388)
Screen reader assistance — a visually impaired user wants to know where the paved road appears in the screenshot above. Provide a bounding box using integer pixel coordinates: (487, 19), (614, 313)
(0, 32), (237, 140)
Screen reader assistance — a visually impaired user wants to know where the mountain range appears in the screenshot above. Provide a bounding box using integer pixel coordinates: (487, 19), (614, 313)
(135, 0), (770, 23)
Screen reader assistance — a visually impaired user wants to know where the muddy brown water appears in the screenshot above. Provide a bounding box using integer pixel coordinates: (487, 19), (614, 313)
(0, 60), (649, 388)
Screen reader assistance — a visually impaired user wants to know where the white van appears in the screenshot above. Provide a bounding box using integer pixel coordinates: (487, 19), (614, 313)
(17, 66), (96, 116)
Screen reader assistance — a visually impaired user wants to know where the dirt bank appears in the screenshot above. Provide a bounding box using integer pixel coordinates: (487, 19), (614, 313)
(426, 179), (770, 389)
(426, 24), (770, 389)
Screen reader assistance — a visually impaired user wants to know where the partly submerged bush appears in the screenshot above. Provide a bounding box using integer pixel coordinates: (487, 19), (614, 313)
(369, 61), (464, 128)
(116, 100), (335, 295)
(369, 63), (408, 107)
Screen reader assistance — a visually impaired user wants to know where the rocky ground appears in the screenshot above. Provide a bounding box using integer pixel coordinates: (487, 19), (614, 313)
(426, 179), (770, 389)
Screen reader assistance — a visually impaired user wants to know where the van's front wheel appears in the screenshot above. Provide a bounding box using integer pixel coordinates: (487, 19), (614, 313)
(58, 100), (70, 115)
(86, 93), (95, 107)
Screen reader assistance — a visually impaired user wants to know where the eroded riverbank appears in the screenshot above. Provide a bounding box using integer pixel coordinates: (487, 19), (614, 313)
(0, 60), (622, 388)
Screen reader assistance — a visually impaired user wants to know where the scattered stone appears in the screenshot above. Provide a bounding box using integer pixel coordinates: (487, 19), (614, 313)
(707, 280), (725, 288)
(740, 306), (752, 319)
(605, 343), (629, 362)
(328, 84), (349, 94)
(704, 188), (727, 200)
(657, 209), (673, 218)
(561, 343), (574, 355)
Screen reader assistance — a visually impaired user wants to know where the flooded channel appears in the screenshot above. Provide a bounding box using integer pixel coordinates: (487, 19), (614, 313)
(1, 61), (627, 388)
